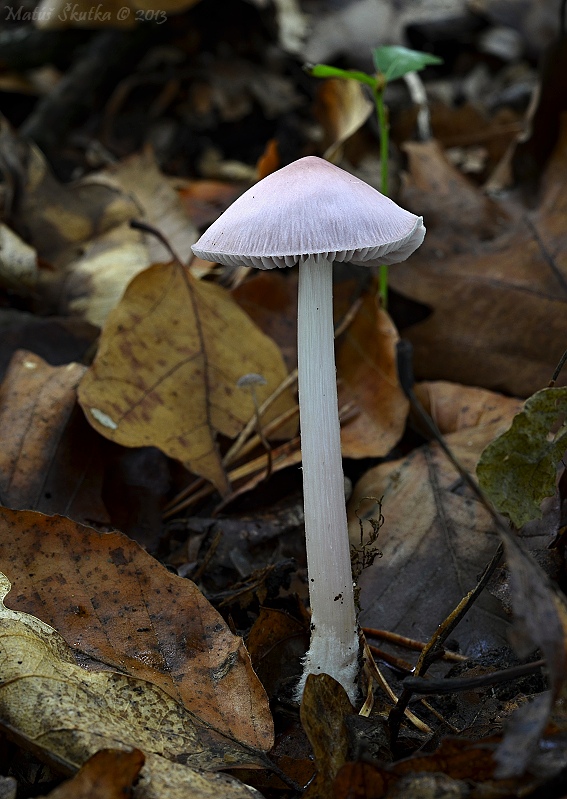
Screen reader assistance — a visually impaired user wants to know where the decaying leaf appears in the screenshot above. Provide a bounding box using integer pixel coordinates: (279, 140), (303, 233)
(0, 507), (273, 751)
(493, 529), (567, 777)
(0, 224), (39, 293)
(0, 122), (134, 267)
(391, 122), (567, 397)
(300, 674), (354, 799)
(337, 294), (409, 458)
(43, 749), (145, 799)
(0, 124), (198, 327)
(313, 78), (374, 160)
(0, 351), (108, 527)
(347, 382), (524, 653)
(86, 149), (198, 267)
(477, 386), (567, 528)
(61, 149), (199, 326)
(232, 269), (298, 371)
(0, 572), (263, 798)
(78, 261), (295, 494)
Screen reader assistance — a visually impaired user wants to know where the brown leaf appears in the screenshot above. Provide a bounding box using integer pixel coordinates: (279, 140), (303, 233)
(391, 124), (567, 397)
(232, 269), (298, 371)
(0, 351), (109, 527)
(177, 178), (244, 229)
(333, 761), (386, 799)
(0, 121), (135, 266)
(89, 149), (198, 266)
(401, 138), (509, 250)
(300, 674), (354, 799)
(337, 295), (408, 458)
(0, 507), (273, 751)
(314, 79), (374, 160)
(0, 574), (265, 797)
(414, 380), (524, 435)
(348, 384), (525, 654)
(247, 606), (307, 698)
(491, 529), (567, 778)
(44, 749), (145, 799)
(78, 262), (295, 494)
(0, 312), (99, 383)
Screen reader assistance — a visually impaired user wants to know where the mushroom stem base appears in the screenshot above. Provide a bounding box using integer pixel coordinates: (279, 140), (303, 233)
(294, 625), (360, 704)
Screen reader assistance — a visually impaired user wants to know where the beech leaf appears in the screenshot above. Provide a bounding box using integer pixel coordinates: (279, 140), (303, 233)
(78, 262), (294, 494)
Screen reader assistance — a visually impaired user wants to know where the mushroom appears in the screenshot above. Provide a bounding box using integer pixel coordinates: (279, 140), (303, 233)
(192, 156), (425, 702)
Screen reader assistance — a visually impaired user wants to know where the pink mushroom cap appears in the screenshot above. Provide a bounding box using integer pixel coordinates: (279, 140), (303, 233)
(192, 156), (425, 269)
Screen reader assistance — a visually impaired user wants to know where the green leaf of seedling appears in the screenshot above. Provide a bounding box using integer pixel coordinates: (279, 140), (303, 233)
(477, 386), (567, 528)
(372, 46), (443, 82)
(305, 63), (377, 89)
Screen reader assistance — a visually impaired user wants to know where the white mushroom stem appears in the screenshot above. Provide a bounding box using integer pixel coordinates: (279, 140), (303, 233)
(295, 256), (359, 703)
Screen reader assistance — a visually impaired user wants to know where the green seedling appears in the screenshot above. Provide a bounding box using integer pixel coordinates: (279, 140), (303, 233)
(306, 46), (442, 307)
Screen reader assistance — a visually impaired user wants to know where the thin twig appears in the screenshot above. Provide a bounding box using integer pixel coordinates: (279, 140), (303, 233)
(364, 627), (469, 663)
(403, 659), (545, 696)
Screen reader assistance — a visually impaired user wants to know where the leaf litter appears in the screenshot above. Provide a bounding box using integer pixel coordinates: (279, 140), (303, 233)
(2, 4), (567, 796)
(0, 572), (265, 798)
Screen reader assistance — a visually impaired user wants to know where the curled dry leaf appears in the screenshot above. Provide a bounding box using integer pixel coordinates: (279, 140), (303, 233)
(0, 351), (108, 527)
(337, 294), (408, 458)
(0, 572), (264, 799)
(348, 382), (524, 654)
(314, 78), (374, 160)
(78, 262), (295, 494)
(0, 507), (273, 752)
(87, 149), (198, 267)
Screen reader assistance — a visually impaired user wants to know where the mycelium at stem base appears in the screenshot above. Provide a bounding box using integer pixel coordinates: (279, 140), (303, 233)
(293, 255), (359, 703)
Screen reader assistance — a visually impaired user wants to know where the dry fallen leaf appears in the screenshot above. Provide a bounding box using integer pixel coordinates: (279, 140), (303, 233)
(0, 125), (199, 327)
(0, 572), (264, 798)
(0, 121), (135, 268)
(62, 149), (199, 326)
(0, 351), (109, 527)
(348, 382), (525, 654)
(0, 223), (39, 293)
(391, 122), (567, 397)
(78, 261), (295, 494)
(493, 528), (567, 778)
(300, 674), (354, 799)
(232, 269), (298, 372)
(43, 749), (145, 799)
(314, 78), (374, 160)
(0, 507), (273, 752)
(337, 293), (409, 458)
(87, 149), (198, 266)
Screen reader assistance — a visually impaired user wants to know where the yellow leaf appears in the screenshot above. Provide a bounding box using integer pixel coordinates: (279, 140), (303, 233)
(78, 262), (294, 494)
